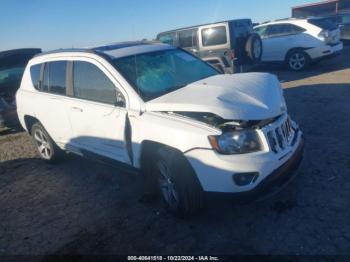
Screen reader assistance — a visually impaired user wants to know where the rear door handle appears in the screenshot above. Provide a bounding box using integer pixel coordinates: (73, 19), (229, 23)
(71, 106), (83, 112)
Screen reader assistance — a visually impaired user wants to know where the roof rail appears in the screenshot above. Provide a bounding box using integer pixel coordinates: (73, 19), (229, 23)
(274, 17), (296, 21)
(260, 17), (304, 25)
(93, 40), (160, 51)
(34, 48), (93, 58)
(34, 40), (162, 58)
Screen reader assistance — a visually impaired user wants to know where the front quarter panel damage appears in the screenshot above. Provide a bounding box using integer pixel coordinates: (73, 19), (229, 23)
(128, 111), (221, 168)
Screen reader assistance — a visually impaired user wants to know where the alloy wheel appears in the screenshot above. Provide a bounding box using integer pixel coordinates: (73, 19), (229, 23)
(34, 129), (52, 160)
(157, 159), (180, 209)
(289, 52), (306, 71)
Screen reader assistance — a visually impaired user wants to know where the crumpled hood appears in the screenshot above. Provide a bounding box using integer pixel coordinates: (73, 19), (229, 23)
(146, 73), (287, 121)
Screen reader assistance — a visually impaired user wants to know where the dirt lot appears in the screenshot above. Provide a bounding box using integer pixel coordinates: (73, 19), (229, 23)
(1, 47), (350, 255)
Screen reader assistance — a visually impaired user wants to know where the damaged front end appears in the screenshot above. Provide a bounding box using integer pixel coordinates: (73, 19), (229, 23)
(168, 111), (281, 130)
(165, 111), (284, 155)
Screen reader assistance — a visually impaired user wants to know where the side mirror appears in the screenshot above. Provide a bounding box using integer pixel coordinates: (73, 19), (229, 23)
(115, 91), (126, 107)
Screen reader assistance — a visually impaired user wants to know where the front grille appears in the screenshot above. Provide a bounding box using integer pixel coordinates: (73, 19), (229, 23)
(267, 117), (294, 154)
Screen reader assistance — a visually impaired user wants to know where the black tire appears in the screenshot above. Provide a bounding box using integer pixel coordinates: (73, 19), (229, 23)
(31, 122), (64, 164)
(155, 147), (204, 218)
(245, 33), (263, 63)
(286, 49), (310, 71)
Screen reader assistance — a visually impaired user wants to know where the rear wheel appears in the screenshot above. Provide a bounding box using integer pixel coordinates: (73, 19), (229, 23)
(31, 123), (64, 163)
(155, 147), (204, 218)
(286, 50), (310, 71)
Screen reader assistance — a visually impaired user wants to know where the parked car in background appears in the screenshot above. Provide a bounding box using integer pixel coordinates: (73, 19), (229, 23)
(311, 14), (350, 43)
(16, 42), (304, 217)
(337, 14), (350, 43)
(157, 19), (263, 74)
(254, 18), (343, 71)
(0, 48), (41, 128)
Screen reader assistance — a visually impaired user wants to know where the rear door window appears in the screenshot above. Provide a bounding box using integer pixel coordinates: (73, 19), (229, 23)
(42, 61), (67, 95)
(30, 64), (41, 90)
(291, 24), (306, 34)
(178, 29), (198, 48)
(73, 61), (121, 105)
(201, 26), (227, 46)
(266, 24), (294, 38)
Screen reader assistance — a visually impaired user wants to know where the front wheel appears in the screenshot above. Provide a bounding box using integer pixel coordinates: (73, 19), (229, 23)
(155, 147), (204, 218)
(286, 50), (310, 71)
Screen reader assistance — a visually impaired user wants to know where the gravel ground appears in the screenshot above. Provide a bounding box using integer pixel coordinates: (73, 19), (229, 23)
(1, 47), (350, 255)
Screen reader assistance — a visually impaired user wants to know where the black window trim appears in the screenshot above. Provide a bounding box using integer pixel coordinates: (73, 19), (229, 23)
(39, 63), (44, 90)
(66, 61), (74, 97)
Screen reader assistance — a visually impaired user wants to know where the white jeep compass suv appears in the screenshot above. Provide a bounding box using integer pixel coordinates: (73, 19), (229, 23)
(254, 18), (343, 71)
(16, 42), (304, 217)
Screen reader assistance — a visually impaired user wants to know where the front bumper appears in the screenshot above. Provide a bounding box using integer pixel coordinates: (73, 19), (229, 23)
(185, 120), (304, 194)
(231, 136), (304, 200)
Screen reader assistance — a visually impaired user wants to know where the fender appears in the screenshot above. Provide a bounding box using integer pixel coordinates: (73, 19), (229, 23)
(128, 111), (220, 168)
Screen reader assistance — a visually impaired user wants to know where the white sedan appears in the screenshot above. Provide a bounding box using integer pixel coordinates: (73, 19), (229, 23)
(254, 18), (343, 71)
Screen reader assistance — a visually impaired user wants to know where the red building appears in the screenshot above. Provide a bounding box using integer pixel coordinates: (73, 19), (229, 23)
(292, 0), (350, 18)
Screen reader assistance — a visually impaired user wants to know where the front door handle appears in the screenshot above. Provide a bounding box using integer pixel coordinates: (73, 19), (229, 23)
(50, 97), (61, 100)
(71, 106), (83, 112)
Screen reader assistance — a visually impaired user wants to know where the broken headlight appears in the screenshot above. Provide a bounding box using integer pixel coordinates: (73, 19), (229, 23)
(208, 130), (263, 155)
